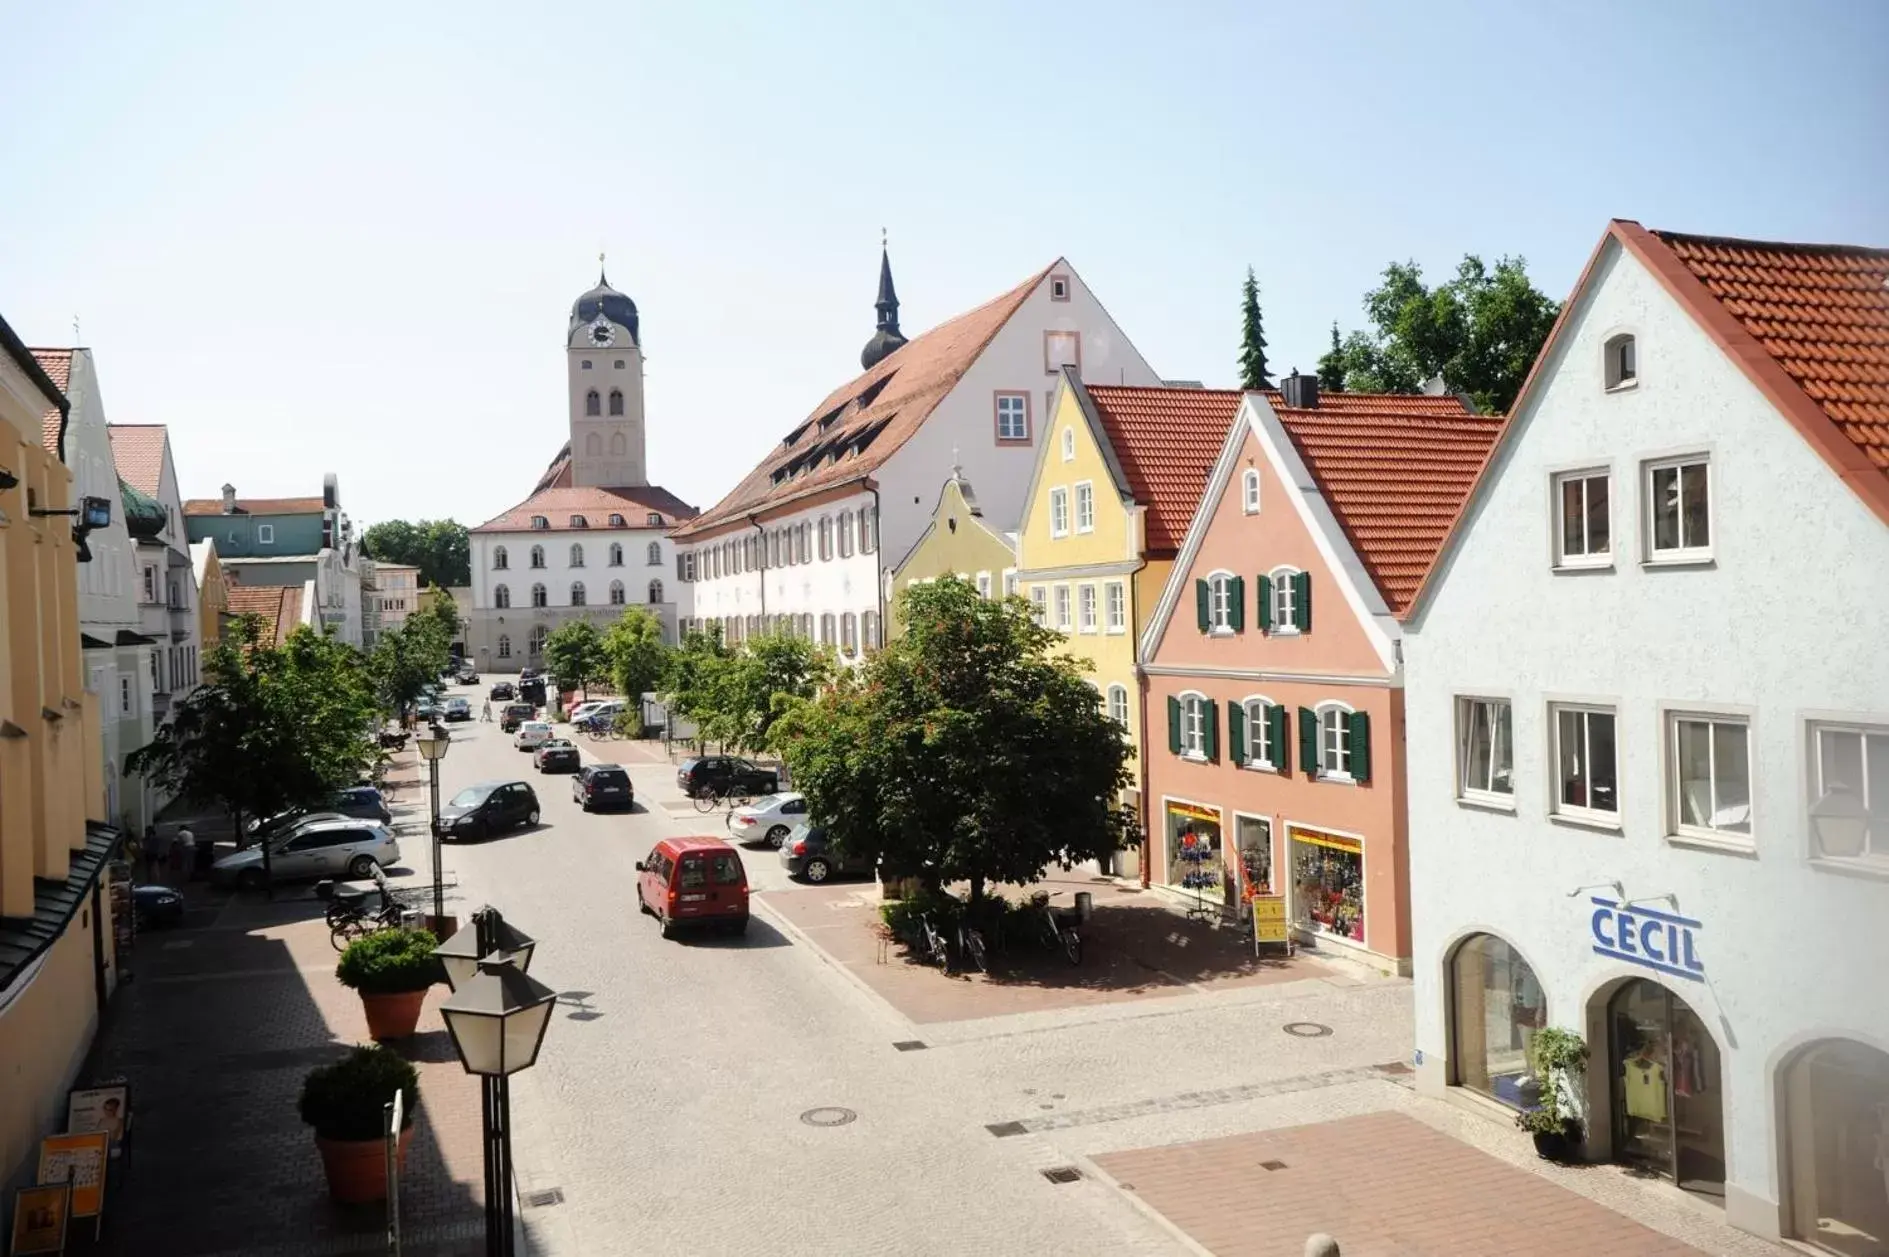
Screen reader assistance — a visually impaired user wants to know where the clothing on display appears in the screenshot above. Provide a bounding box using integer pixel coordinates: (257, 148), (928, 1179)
(1625, 1055), (1669, 1122)
(1290, 830), (1365, 943)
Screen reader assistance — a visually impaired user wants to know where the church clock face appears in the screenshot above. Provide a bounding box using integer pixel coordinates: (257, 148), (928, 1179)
(588, 320), (615, 347)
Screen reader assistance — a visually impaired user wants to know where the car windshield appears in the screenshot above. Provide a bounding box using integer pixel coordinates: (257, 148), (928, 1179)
(448, 787), (490, 808)
(594, 769), (626, 782)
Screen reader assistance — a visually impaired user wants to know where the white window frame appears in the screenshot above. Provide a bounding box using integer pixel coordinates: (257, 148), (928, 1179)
(1030, 585), (1047, 625)
(257, 523), (274, 544)
(1207, 570), (1235, 635)
(1104, 582), (1126, 634)
(1242, 696), (1276, 770)
(1456, 696), (1516, 808)
(1664, 708), (1754, 850)
(1806, 717), (1889, 871)
(1604, 333), (1638, 391)
(1077, 584), (1098, 633)
(995, 393), (1030, 442)
(1061, 427), (1075, 462)
(1550, 702), (1621, 825)
(1267, 566), (1300, 634)
(142, 565), (159, 604)
(1053, 585), (1072, 631)
(1049, 487), (1070, 538)
(1316, 702), (1355, 783)
(1108, 684), (1130, 732)
(975, 571), (993, 599)
(1241, 468), (1261, 514)
(1643, 453), (1713, 563)
(1552, 468), (1612, 569)
(1074, 481), (1095, 534)
(1003, 570), (1020, 599)
(1180, 691), (1209, 761)
(838, 515), (855, 559)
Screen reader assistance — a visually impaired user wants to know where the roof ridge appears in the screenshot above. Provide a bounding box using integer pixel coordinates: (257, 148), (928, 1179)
(1651, 226), (1889, 259)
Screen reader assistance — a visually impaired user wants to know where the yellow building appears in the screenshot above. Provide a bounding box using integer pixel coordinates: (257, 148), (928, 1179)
(884, 470), (1017, 638)
(1015, 370), (1244, 795)
(193, 537), (227, 648)
(0, 314), (122, 1188)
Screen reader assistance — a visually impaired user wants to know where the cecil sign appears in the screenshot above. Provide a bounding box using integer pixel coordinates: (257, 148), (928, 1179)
(1590, 898), (1705, 982)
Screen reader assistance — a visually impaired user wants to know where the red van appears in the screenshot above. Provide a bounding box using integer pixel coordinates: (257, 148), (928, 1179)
(635, 837), (750, 938)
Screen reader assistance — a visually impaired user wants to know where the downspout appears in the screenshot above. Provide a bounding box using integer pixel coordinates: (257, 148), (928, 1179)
(1127, 504), (1151, 887)
(867, 483), (885, 648)
(747, 515), (767, 624)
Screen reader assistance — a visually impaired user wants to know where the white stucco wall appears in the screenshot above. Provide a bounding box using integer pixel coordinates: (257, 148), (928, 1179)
(680, 493), (881, 651)
(467, 527), (681, 668)
(1403, 240), (1889, 1238)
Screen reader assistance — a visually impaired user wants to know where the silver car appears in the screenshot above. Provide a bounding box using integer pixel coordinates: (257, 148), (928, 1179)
(213, 818), (401, 891)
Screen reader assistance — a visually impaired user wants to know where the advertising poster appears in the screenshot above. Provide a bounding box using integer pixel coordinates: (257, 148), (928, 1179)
(36, 1132), (109, 1220)
(66, 1085), (129, 1159)
(8, 1183), (70, 1255)
(1252, 895), (1289, 949)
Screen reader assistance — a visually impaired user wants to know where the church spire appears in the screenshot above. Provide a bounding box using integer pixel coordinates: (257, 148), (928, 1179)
(860, 231), (909, 370)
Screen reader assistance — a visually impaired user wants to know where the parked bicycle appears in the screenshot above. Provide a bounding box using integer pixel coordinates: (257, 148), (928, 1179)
(1030, 890), (1083, 966)
(577, 714), (616, 740)
(957, 917), (989, 974)
(691, 784), (757, 814)
(915, 913), (952, 972)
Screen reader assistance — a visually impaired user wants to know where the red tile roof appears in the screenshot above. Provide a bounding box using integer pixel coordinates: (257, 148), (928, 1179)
(107, 424), (170, 496)
(1266, 391), (1503, 617)
(182, 495), (325, 517)
(223, 582), (305, 647)
(672, 262), (1057, 538)
(471, 484), (698, 534)
(1080, 384), (1246, 554)
(31, 349), (72, 452)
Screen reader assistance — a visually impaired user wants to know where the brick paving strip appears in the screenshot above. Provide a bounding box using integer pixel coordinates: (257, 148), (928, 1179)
(1092, 1111), (1709, 1257)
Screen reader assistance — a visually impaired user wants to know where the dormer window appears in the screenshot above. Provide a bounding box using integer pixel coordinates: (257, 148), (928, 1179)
(1604, 334), (1637, 390)
(608, 513), (625, 527)
(646, 512), (662, 526)
(570, 514), (588, 528)
(529, 516), (548, 530)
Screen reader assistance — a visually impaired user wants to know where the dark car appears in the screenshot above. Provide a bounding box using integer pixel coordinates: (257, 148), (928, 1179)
(534, 740), (580, 774)
(489, 682), (516, 701)
(457, 666), (479, 684)
(442, 697), (473, 723)
(780, 826), (869, 884)
(132, 883), (187, 928)
(436, 780), (541, 841)
(676, 756), (780, 800)
(328, 785), (393, 824)
(499, 702), (536, 732)
(572, 764), (633, 812)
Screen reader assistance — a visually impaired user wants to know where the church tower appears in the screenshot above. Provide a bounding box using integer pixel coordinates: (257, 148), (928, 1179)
(567, 264), (647, 487)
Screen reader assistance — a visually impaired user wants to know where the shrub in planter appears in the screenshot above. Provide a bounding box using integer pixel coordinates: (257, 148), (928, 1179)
(1514, 1025), (1591, 1161)
(298, 1044), (419, 1203)
(335, 927), (439, 1040)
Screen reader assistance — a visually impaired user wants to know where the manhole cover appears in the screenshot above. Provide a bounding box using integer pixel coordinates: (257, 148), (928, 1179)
(1282, 1021), (1333, 1038)
(892, 1040), (928, 1052)
(799, 1106), (857, 1127)
(1041, 1166), (1082, 1184)
(1260, 1160), (1288, 1171)
(521, 1187), (564, 1208)
(985, 1121), (1028, 1138)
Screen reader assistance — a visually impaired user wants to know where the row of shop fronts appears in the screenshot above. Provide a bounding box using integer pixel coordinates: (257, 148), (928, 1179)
(1159, 801), (1368, 953)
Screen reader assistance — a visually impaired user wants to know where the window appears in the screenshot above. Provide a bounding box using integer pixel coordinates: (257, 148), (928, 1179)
(531, 583), (547, 608)
(1262, 567), (1308, 633)
(570, 582), (587, 606)
(646, 541), (661, 566)
(580, 360), (592, 370)
(119, 676), (134, 717)
(1030, 586), (1047, 625)
(841, 612), (858, 655)
(1242, 468), (1261, 514)
(1078, 584), (1098, 633)
(1053, 585), (1071, 631)
(819, 613), (836, 645)
(569, 543), (585, 567)
(257, 523), (274, 544)
(1170, 693), (1214, 760)
(1552, 704), (1618, 819)
(571, 515), (588, 529)
(494, 583), (511, 609)
(1604, 334), (1637, 390)
(862, 611), (879, 651)
(1668, 713), (1751, 842)
(497, 634), (512, 658)
(1808, 721), (1889, 863)
(1457, 698), (1515, 802)
(769, 532), (781, 567)
(609, 389), (624, 416)
(1232, 698), (1283, 770)
(1061, 427), (1075, 461)
(1044, 330), (1080, 374)
(530, 516), (548, 530)
(614, 359), (624, 369)
(585, 390), (601, 416)
(602, 543), (620, 567)
(647, 579), (663, 604)
(1554, 470), (1611, 567)
(1105, 582), (1126, 632)
(493, 545), (509, 570)
(1107, 684), (1129, 730)
(995, 393), (1030, 443)
(1003, 570), (1019, 598)
(150, 651), (160, 692)
(608, 580), (625, 605)
(838, 514), (855, 559)
(1074, 482), (1094, 533)
(528, 626), (546, 656)
(819, 516), (833, 560)
(1450, 934), (1547, 1107)
(1050, 275), (1070, 301)
(646, 513), (662, 526)
(529, 546), (545, 569)
(1049, 487), (1070, 537)
(1311, 703), (1366, 782)
(142, 565), (158, 603)
(976, 572), (993, 599)
(1646, 455), (1711, 559)
(609, 513), (625, 527)
(1196, 572), (1243, 634)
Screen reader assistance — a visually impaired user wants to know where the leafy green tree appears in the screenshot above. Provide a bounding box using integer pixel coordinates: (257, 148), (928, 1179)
(1316, 322), (1347, 394)
(1237, 266), (1272, 390)
(711, 631), (833, 755)
(602, 607), (670, 704)
(413, 585), (461, 644)
(662, 626), (733, 748)
(369, 618), (450, 722)
(542, 620), (608, 699)
(773, 577), (1132, 903)
(1323, 255), (1559, 413)
(362, 519), (471, 588)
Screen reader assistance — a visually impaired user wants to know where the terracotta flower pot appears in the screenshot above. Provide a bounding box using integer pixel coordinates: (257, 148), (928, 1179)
(360, 989), (427, 1041)
(316, 1126), (413, 1204)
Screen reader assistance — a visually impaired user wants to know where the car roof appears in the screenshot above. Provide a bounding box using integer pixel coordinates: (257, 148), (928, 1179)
(292, 816), (381, 832)
(658, 836), (737, 855)
(585, 763), (627, 775)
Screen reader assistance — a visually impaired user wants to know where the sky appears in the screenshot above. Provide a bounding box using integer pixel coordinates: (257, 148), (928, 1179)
(4, 0), (1885, 534)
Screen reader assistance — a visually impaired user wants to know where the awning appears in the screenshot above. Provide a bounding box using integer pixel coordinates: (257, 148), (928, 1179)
(0, 823), (122, 991)
(115, 630), (158, 646)
(80, 634), (114, 650)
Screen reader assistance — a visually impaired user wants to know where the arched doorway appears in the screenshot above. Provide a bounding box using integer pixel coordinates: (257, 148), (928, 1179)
(1448, 933), (1547, 1108)
(1782, 1039), (1889, 1255)
(1608, 979), (1724, 1198)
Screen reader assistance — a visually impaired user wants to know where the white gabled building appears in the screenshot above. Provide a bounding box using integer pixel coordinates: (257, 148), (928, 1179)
(1401, 220), (1889, 1247)
(668, 248), (1159, 656)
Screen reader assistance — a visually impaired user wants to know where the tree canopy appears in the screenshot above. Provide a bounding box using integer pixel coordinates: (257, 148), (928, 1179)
(1321, 255), (1559, 414)
(773, 577), (1132, 900)
(660, 625), (830, 754)
(542, 620), (608, 697)
(368, 614), (451, 720)
(602, 607), (670, 705)
(1237, 266), (1272, 390)
(361, 519), (471, 588)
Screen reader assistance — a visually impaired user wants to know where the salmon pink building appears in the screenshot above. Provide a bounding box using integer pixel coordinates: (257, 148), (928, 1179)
(1137, 374), (1500, 974)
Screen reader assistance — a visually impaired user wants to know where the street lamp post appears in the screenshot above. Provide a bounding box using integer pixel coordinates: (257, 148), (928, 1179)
(414, 725), (451, 925)
(437, 908), (556, 1257)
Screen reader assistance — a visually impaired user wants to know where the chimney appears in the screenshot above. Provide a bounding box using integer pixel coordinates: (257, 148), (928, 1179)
(221, 484), (236, 514)
(1280, 369), (1319, 410)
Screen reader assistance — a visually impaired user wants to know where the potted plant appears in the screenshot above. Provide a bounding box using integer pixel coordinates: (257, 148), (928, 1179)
(1514, 1026), (1590, 1161)
(297, 1044), (418, 1203)
(335, 927), (439, 1040)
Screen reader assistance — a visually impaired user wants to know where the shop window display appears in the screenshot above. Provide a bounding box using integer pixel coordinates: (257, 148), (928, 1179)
(1165, 803), (1223, 900)
(1289, 828), (1365, 943)
(1609, 979), (1724, 1198)
(1234, 815), (1273, 898)
(1449, 934), (1546, 1108)
(1783, 1039), (1889, 1256)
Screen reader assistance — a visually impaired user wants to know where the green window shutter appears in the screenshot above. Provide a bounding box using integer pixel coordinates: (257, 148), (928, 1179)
(1228, 576), (1245, 632)
(1203, 700), (1219, 762)
(1256, 573), (1272, 634)
(1349, 709), (1372, 783)
(1294, 571), (1313, 632)
(1195, 579), (1210, 632)
(1228, 701), (1246, 765)
(1298, 706), (1320, 776)
(1269, 703), (1288, 768)
(1167, 695), (1182, 755)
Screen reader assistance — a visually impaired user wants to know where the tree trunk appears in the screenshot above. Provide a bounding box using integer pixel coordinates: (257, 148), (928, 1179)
(969, 875), (985, 907)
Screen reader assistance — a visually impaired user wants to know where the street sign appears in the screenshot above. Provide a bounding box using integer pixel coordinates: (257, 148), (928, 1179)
(385, 1090), (404, 1256)
(1252, 895), (1289, 953)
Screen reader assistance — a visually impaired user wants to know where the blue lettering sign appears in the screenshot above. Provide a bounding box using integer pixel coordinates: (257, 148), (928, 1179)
(1589, 899), (1704, 982)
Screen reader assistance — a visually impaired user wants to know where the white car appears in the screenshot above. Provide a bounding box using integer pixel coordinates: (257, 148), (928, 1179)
(514, 721), (553, 751)
(727, 792), (811, 849)
(569, 699), (624, 725)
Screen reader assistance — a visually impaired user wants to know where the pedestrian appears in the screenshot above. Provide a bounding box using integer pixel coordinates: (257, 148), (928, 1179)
(481, 699), (492, 722)
(176, 826), (196, 882)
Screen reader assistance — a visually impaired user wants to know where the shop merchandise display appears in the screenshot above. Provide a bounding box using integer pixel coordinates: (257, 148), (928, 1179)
(1291, 834), (1364, 942)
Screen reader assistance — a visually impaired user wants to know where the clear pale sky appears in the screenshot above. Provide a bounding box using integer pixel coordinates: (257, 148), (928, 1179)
(4, 1), (1884, 533)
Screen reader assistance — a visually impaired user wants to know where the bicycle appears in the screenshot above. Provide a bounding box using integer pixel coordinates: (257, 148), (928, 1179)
(915, 913), (952, 973)
(692, 784), (757, 814)
(577, 715), (615, 740)
(328, 896), (404, 951)
(1030, 891), (1083, 966)
(957, 918), (989, 974)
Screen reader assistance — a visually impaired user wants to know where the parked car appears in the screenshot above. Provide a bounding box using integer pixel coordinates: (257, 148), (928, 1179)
(676, 756), (780, 800)
(442, 697), (473, 723)
(514, 721), (553, 751)
(636, 837), (749, 938)
(780, 825), (870, 884)
(489, 681), (516, 701)
(132, 883), (186, 928)
(436, 780), (541, 841)
(534, 739), (580, 773)
(569, 699), (624, 726)
(213, 819), (401, 891)
(499, 702), (536, 732)
(327, 786), (393, 824)
(519, 667), (541, 683)
(728, 792), (810, 849)
(413, 698), (440, 721)
(246, 808), (352, 843)
(572, 764), (633, 812)
(457, 666), (479, 684)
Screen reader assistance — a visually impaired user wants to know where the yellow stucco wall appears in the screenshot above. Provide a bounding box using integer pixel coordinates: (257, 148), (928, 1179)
(198, 545), (227, 646)
(886, 476), (1017, 638)
(0, 914), (101, 1184)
